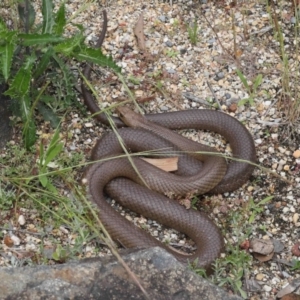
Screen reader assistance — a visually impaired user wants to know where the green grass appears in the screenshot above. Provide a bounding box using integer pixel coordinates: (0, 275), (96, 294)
(187, 20), (199, 45)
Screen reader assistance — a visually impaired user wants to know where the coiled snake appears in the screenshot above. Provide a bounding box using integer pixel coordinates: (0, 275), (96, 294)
(82, 10), (256, 270)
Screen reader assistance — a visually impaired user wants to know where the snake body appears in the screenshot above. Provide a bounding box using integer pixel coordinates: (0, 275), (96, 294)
(82, 10), (257, 270)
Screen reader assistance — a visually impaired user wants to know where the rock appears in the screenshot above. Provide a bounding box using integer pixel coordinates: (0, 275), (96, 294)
(0, 247), (242, 300)
(250, 238), (274, 255)
(293, 150), (300, 158)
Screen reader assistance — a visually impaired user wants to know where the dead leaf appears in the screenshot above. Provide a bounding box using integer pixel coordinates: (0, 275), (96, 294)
(291, 242), (300, 256)
(253, 251), (274, 262)
(4, 235), (14, 247)
(141, 157), (178, 172)
(228, 103), (237, 113)
(134, 13), (146, 51)
(240, 239), (250, 250)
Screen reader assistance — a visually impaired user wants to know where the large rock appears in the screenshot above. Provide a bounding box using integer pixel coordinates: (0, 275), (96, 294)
(0, 247), (242, 300)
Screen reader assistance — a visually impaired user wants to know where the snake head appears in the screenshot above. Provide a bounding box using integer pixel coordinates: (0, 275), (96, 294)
(116, 107), (147, 128)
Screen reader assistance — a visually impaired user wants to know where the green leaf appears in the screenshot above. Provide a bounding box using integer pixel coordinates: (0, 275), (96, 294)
(236, 69), (249, 90)
(39, 140), (44, 169)
(1, 42), (14, 81)
(5, 65), (32, 98)
(42, 0), (54, 34)
(45, 142), (63, 166)
(238, 288), (247, 299)
(237, 98), (251, 106)
(46, 127), (60, 152)
(258, 195), (273, 206)
(0, 17), (7, 32)
(37, 102), (60, 127)
(53, 3), (66, 35)
(45, 181), (58, 194)
(18, 1), (36, 29)
(19, 33), (64, 46)
(52, 53), (76, 106)
(33, 47), (54, 79)
(73, 46), (121, 73)
(39, 95), (56, 104)
(43, 127), (62, 164)
(291, 259), (300, 271)
(53, 34), (83, 56)
(248, 97), (254, 106)
(0, 31), (17, 80)
(23, 117), (37, 149)
(39, 174), (48, 187)
(253, 74), (263, 91)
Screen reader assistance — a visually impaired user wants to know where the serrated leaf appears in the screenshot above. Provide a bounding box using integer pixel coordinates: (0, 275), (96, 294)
(52, 53), (75, 106)
(42, 0), (54, 34)
(19, 33), (64, 46)
(33, 47), (54, 78)
(54, 3), (66, 35)
(53, 34), (83, 56)
(0, 31), (17, 43)
(0, 31), (18, 81)
(4, 65), (32, 98)
(2, 42), (14, 81)
(73, 46), (121, 73)
(18, 1), (36, 29)
(39, 94), (55, 104)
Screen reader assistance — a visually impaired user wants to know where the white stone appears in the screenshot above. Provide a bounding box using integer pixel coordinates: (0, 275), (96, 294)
(282, 207), (289, 213)
(263, 285), (272, 292)
(18, 215), (26, 226)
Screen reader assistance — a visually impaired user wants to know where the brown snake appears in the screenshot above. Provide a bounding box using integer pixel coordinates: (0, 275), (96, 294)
(82, 10), (257, 270)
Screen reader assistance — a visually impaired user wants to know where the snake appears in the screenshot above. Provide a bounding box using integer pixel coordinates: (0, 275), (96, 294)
(81, 10), (257, 270)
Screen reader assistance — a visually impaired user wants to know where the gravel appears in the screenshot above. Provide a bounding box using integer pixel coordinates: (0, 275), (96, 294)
(1, 1), (300, 299)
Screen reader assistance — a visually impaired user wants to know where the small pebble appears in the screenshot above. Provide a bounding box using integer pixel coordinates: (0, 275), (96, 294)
(263, 285), (272, 292)
(18, 215), (26, 225)
(248, 186), (254, 192)
(293, 213), (299, 224)
(282, 207), (289, 213)
(256, 273), (265, 281)
(165, 40), (173, 47)
(216, 72), (224, 79)
(293, 149), (300, 158)
(158, 15), (166, 22)
(268, 147), (274, 154)
(278, 147), (286, 154)
(11, 234), (20, 246)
